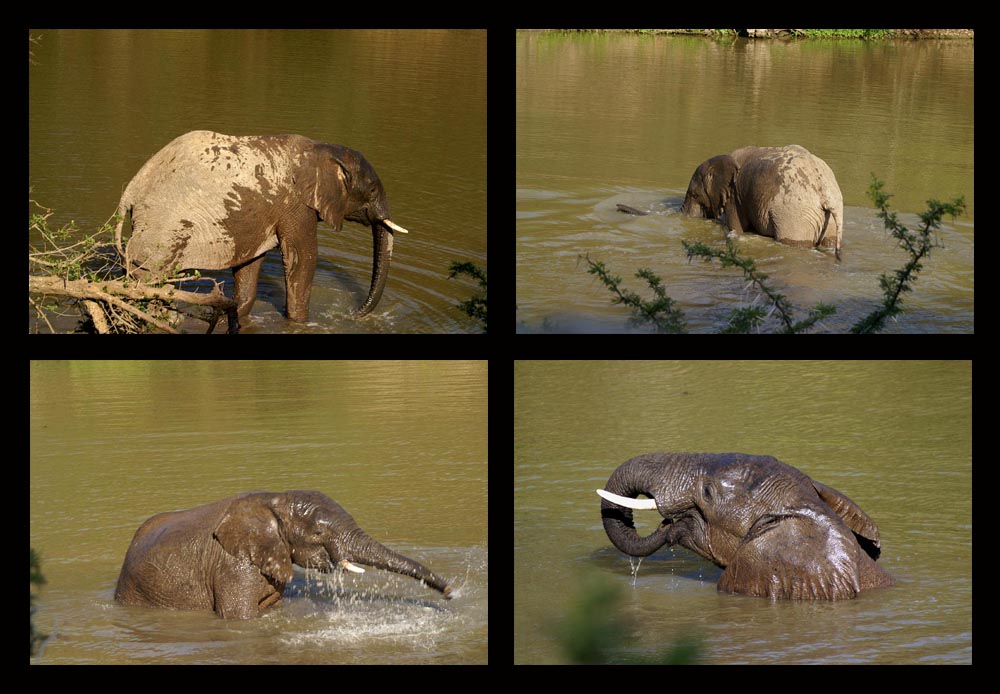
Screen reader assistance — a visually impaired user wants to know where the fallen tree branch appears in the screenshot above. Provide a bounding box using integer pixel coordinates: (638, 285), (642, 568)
(29, 275), (239, 333)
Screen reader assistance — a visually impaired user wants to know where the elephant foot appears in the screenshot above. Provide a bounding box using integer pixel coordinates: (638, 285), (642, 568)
(616, 203), (648, 216)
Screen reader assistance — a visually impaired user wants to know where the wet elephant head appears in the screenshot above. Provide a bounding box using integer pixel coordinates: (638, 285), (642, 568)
(299, 143), (410, 318)
(597, 452), (893, 600)
(681, 154), (740, 224)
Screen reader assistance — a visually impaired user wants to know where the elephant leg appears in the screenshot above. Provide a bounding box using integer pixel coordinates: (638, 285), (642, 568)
(232, 256), (265, 318)
(279, 226), (318, 322)
(723, 196), (744, 234)
(212, 575), (269, 620)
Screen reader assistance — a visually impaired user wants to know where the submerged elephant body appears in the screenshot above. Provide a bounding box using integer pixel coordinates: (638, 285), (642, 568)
(115, 130), (409, 321)
(597, 453), (892, 600)
(681, 145), (844, 258)
(115, 491), (451, 619)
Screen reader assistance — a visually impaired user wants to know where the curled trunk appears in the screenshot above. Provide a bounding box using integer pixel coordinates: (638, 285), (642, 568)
(600, 455), (675, 557)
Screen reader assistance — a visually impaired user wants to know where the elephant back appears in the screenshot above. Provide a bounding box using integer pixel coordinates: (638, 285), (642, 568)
(120, 131), (298, 274)
(733, 145), (843, 247)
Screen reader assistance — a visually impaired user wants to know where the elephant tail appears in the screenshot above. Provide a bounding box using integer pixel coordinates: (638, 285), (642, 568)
(815, 207), (842, 261)
(114, 194), (131, 258)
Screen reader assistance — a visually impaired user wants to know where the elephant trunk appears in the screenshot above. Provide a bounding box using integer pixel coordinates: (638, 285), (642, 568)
(353, 220), (409, 318)
(680, 196), (700, 217)
(340, 527), (451, 598)
(599, 454), (684, 557)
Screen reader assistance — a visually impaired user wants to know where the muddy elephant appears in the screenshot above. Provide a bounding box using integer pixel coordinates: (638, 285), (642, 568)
(681, 145), (844, 259)
(596, 453), (893, 600)
(115, 130), (409, 321)
(115, 491), (451, 619)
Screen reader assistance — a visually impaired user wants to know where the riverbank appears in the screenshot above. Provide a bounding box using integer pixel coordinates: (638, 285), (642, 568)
(527, 29), (973, 39)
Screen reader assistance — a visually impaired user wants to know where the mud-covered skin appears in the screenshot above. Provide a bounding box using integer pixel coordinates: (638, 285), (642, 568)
(599, 453), (892, 600)
(681, 145), (844, 258)
(115, 131), (408, 321)
(115, 491), (451, 619)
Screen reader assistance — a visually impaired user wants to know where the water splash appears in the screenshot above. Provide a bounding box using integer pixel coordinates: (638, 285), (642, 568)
(628, 556), (643, 585)
(275, 546), (487, 661)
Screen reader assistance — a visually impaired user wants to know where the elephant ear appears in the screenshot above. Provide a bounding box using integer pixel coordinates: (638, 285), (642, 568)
(710, 155), (742, 232)
(300, 143), (351, 231)
(213, 495), (294, 584)
(719, 508), (869, 600)
(812, 480), (882, 560)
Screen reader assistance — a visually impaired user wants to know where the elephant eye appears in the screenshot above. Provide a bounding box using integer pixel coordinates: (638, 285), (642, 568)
(703, 484), (712, 500)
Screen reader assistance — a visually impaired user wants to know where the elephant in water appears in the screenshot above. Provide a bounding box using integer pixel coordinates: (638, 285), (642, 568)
(596, 453), (892, 600)
(683, 145), (844, 258)
(115, 491), (451, 619)
(115, 130), (409, 322)
(619, 145), (843, 259)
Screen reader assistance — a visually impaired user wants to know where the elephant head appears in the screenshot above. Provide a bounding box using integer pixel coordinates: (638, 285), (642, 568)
(597, 453), (893, 600)
(680, 154), (742, 231)
(216, 491), (451, 597)
(298, 142), (410, 318)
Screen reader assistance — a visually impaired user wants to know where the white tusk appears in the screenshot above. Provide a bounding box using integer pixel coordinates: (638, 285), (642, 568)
(340, 559), (366, 574)
(596, 489), (658, 510)
(383, 219), (409, 234)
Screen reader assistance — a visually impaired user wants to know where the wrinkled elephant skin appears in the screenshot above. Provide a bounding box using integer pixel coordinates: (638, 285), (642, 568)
(598, 453), (893, 600)
(115, 491), (451, 619)
(681, 145), (844, 258)
(115, 130), (409, 321)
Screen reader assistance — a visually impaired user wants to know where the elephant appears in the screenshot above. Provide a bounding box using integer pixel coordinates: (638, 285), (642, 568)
(596, 453), (893, 600)
(114, 130), (409, 322)
(114, 491), (451, 619)
(681, 145), (844, 259)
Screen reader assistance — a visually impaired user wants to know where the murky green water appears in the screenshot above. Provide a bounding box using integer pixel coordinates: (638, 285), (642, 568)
(31, 361), (488, 664)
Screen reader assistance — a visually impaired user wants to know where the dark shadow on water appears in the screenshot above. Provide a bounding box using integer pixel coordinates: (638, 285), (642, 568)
(590, 545), (724, 583)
